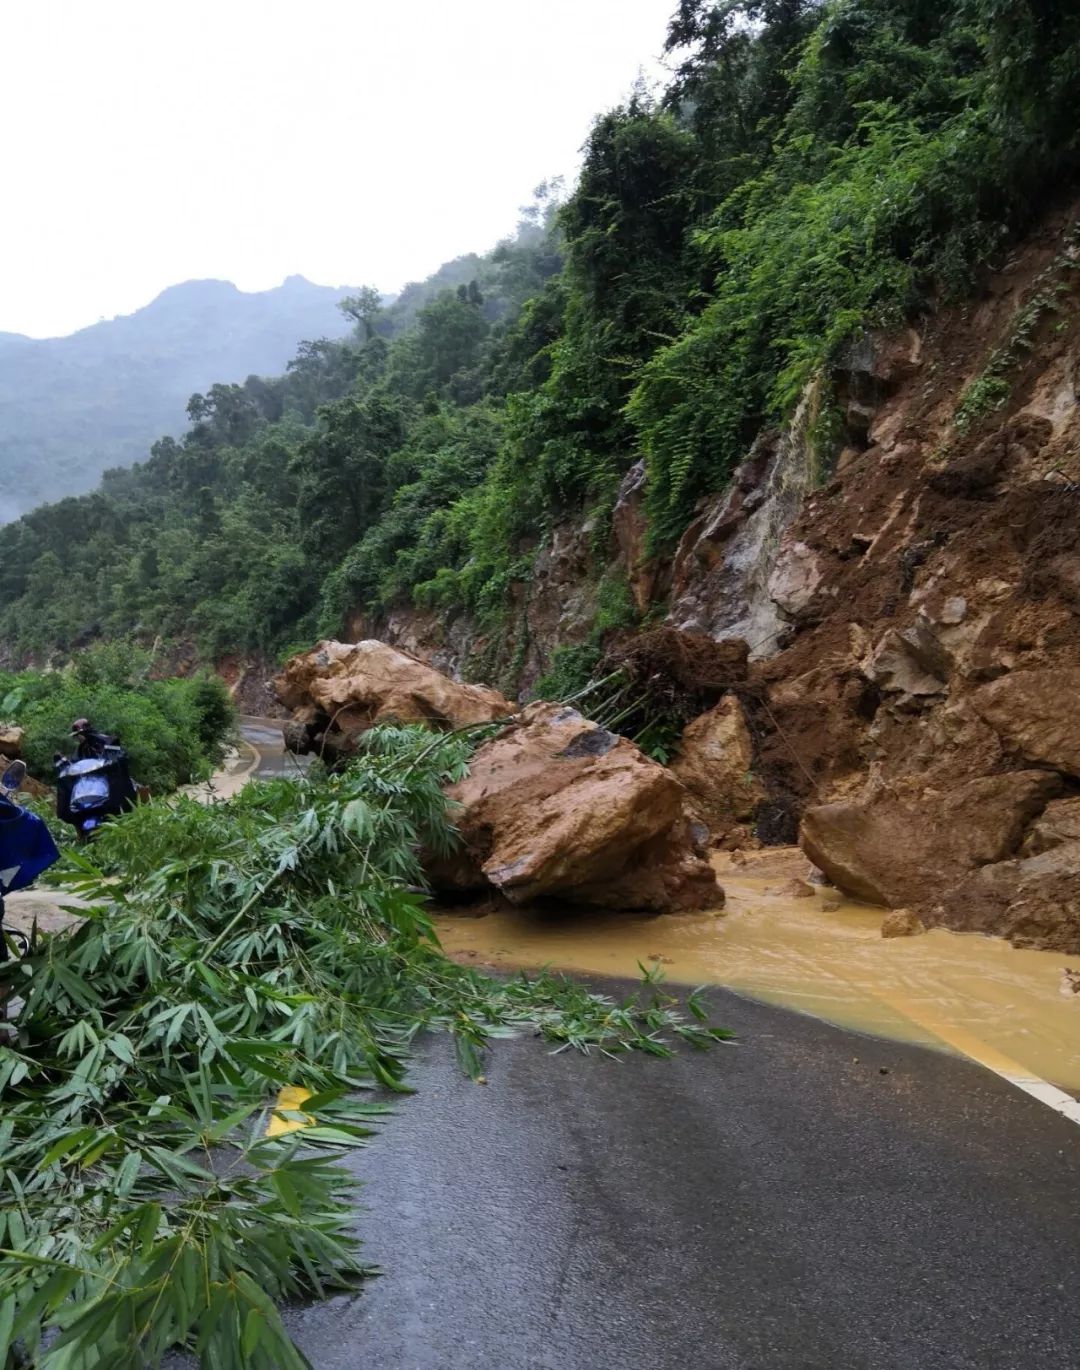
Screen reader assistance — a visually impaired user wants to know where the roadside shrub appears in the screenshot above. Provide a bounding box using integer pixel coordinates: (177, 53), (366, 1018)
(0, 654), (235, 793)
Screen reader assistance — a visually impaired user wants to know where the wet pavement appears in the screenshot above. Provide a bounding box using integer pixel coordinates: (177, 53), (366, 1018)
(242, 716), (311, 780)
(282, 983), (1080, 1370)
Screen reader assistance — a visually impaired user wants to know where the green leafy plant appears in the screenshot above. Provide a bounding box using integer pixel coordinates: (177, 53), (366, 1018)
(954, 239), (1080, 432)
(0, 727), (730, 1366)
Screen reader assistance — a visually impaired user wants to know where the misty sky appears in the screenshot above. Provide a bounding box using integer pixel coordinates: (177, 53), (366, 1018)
(2, 0), (674, 339)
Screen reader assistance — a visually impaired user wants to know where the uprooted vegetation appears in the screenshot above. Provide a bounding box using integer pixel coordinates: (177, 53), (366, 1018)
(0, 727), (729, 1367)
(535, 628), (751, 764)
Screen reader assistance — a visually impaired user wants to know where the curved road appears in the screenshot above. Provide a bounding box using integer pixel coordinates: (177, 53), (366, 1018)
(238, 721), (1080, 1370)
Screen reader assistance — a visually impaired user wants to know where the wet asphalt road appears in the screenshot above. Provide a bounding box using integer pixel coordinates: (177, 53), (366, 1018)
(241, 723), (1080, 1369)
(244, 718), (311, 779)
(279, 988), (1080, 1370)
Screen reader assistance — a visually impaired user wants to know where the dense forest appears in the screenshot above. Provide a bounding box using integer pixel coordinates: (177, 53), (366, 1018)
(1, 0), (1078, 684)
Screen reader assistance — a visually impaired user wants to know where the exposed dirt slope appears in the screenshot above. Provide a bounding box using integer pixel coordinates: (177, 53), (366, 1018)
(734, 203), (1080, 949)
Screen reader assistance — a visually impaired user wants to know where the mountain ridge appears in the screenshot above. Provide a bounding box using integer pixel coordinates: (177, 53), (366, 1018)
(0, 274), (360, 517)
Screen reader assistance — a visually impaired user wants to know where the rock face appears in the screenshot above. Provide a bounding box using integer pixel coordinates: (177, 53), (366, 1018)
(277, 640), (513, 758)
(930, 840), (1080, 953)
(668, 384), (821, 655)
(972, 670), (1080, 776)
(612, 459), (657, 614)
(1021, 797), (1080, 856)
(800, 771), (1062, 907)
(671, 696), (763, 839)
(436, 702), (722, 912)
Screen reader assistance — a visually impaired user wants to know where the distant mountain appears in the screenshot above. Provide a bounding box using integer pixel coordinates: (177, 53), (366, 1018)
(0, 276), (358, 519)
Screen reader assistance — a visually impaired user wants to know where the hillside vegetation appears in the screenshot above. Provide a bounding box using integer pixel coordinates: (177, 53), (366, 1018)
(0, 276), (357, 518)
(0, 0), (1077, 683)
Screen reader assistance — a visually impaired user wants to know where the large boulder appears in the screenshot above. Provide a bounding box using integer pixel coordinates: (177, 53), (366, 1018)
(276, 640), (513, 757)
(972, 668), (1080, 776)
(671, 696), (763, 839)
(800, 771), (1062, 907)
(435, 702), (722, 912)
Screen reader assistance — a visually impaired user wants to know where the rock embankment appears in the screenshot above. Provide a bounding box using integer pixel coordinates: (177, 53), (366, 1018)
(756, 209), (1080, 952)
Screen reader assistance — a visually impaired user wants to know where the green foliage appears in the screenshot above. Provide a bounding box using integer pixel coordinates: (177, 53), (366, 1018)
(631, 0), (1073, 541)
(953, 373), (1011, 432)
(593, 570), (639, 637)
(0, 729), (730, 1365)
(0, 650), (234, 792)
(533, 644), (603, 702)
(954, 238), (1080, 431)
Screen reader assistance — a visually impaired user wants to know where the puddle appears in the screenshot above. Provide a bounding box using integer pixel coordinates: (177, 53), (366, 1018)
(437, 848), (1080, 1091)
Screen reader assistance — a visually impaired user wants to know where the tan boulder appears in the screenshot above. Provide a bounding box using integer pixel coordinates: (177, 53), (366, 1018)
(778, 877), (817, 899)
(671, 696), (763, 838)
(437, 702), (722, 912)
(862, 619), (950, 699)
(276, 640), (513, 756)
(0, 726), (24, 761)
(881, 909), (926, 938)
(800, 770), (1062, 907)
(972, 668), (1080, 775)
(572, 815), (722, 913)
(767, 536), (825, 620)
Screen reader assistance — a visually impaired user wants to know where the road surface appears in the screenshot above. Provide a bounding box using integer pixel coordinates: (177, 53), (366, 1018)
(268, 983), (1079, 1370)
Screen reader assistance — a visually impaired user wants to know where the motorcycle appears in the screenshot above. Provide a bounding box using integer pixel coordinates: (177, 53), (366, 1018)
(54, 722), (139, 842)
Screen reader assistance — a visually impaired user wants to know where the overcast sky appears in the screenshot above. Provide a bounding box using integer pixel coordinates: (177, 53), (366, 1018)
(1, 0), (674, 339)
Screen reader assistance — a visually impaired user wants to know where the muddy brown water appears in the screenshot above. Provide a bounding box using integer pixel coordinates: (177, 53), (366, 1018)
(438, 848), (1080, 1092)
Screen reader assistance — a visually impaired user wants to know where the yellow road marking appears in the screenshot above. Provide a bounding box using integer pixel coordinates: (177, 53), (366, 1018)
(266, 1085), (314, 1137)
(877, 992), (1080, 1127)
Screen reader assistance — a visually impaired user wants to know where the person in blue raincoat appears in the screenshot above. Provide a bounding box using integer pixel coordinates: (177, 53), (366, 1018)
(0, 759), (60, 961)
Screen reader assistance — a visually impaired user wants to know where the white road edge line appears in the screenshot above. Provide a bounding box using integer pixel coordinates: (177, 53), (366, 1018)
(1006, 1076), (1080, 1126)
(876, 993), (1080, 1129)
